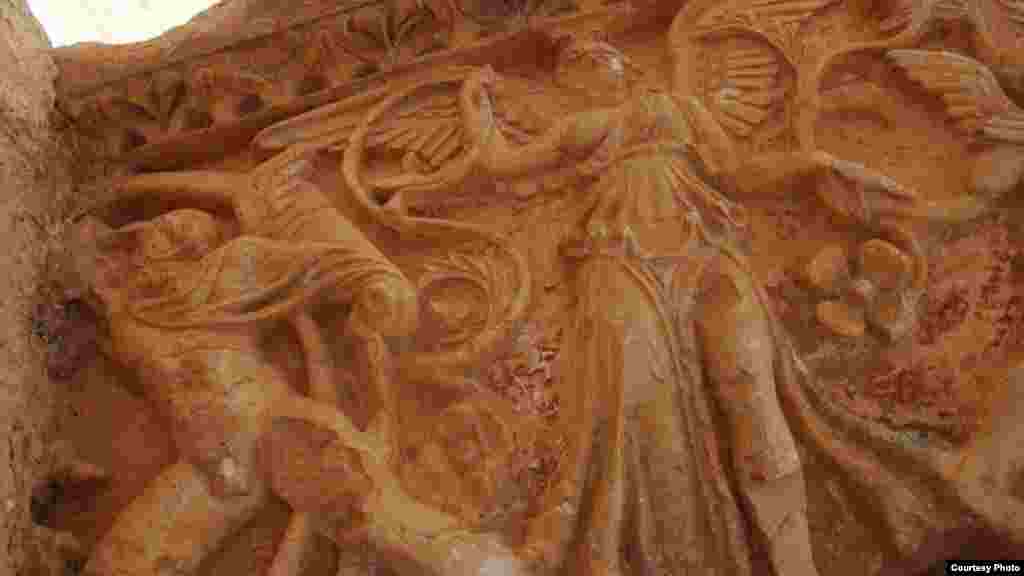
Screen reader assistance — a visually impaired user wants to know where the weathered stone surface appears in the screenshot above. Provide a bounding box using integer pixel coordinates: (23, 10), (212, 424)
(805, 243), (850, 295)
(817, 299), (867, 338)
(28, 0), (1024, 574)
(859, 238), (912, 292)
(867, 292), (913, 342)
(0, 1), (69, 575)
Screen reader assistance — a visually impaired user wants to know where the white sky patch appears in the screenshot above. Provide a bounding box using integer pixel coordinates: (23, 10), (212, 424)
(28, 0), (219, 47)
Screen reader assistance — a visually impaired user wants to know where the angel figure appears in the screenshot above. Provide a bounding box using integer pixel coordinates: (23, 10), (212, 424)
(73, 200), (527, 576)
(459, 29), (1024, 573)
(234, 24), (1024, 572)
(459, 39), (823, 576)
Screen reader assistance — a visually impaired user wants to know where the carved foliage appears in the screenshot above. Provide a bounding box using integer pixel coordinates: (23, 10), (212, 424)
(62, 0), (594, 159)
(806, 239), (918, 341)
(455, 0), (579, 33)
(693, 0), (841, 60)
(338, 0), (453, 73)
(68, 64), (283, 154)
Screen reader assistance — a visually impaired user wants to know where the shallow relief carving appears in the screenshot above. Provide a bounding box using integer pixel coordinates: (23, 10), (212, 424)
(45, 0), (1024, 575)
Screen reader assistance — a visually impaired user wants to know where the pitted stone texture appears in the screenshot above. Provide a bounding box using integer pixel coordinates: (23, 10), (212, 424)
(0, 1), (62, 575)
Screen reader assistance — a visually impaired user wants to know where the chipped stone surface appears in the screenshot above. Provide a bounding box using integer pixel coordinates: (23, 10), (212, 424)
(0, 1), (67, 574)
(858, 239), (912, 292)
(817, 300), (867, 338)
(805, 243), (849, 295)
(25, 0), (1024, 573)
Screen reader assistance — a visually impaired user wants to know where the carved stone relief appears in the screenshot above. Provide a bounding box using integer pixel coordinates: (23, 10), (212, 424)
(37, 0), (1024, 575)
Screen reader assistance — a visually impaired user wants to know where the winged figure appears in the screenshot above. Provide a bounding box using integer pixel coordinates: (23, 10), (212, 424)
(434, 19), (1020, 576)
(452, 32), (979, 575)
(72, 5), (1024, 573)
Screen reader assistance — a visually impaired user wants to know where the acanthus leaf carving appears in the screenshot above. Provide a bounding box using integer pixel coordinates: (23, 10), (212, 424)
(148, 70), (187, 130)
(455, 0), (579, 33)
(693, 0), (840, 63)
(59, 1), (633, 163)
(338, 0), (452, 73)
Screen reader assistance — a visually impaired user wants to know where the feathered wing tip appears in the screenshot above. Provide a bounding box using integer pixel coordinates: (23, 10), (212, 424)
(712, 45), (788, 139)
(253, 66), (482, 157)
(252, 85), (390, 154)
(879, 0), (968, 35)
(887, 49), (1024, 143)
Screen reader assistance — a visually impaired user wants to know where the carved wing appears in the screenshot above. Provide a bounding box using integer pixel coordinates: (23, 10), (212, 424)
(674, 0), (837, 141)
(958, 0), (1024, 97)
(257, 71), (540, 380)
(256, 70), (543, 379)
(339, 74), (536, 379)
(694, 0), (840, 38)
(877, 0), (968, 35)
(255, 67), (541, 187)
(887, 49), (1024, 142)
(254, 81), (408, 154)
(705, 44), (789, 138)
(366, 88), (466, 172)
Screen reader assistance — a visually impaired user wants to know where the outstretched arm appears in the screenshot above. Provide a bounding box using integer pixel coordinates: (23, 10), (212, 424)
(460, 69), (615, 179)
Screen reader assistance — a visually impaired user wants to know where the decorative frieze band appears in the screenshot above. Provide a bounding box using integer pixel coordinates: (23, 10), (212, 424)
(56, 0), (635, 167)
